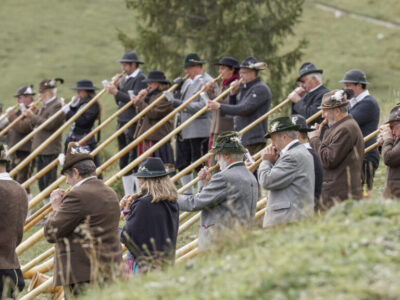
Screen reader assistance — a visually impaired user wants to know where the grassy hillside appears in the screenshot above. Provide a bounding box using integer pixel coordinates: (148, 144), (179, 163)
(80, 199), (400, 300)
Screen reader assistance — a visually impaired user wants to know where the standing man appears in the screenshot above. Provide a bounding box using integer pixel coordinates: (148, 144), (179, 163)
(178, 132), (258, 249)
(44, 142), (123, 296)
(340, 69), (380, 197)
(0, 143), (27, 299)
(23, 79), (65, 197)
(289, 62), (329, 126)
(6, 85), (35, 198)
(105, 50), (147, 195)
(208, 57), (271, 155)
(164, 53), (217, 193)
(258, 117), (315, 227)
(379, 105), (400, 198)
(308, 90), (364, 209)
(291, 114), (323, 212)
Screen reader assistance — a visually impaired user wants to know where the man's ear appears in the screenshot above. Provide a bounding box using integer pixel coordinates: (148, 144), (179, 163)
(72, 168), (80, 178)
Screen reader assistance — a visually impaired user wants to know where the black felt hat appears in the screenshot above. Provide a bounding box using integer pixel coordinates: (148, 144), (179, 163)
(143, 70), (170, 84)
(117, 50), (144, 64)
(296, 62), (323, 82)
(215, 57), (239, 69)
(291, 114), (314, 132)
(386, 105), (400, 124)
(133, 157), (169, 178)
(71, 79), (99, 91)
(265, 117), (301, 139)
(240, 57), (267, 70)
(339, 69), (369, 85)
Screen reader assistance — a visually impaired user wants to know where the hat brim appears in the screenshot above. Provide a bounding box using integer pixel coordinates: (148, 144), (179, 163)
(339, 79), (369, 85)
(296, 69), (323, 82)
(117, 59), (144, 64)
(71, 87), (99, 91)
(61, 155), (94, 174)
(317, 100), (349, 110)
(239, 65), (265, 71)
(14, 93), (36, 97)
(184, 61), (207, 67)
(142, 79), (171, 84)
(265, 124), (302, 139)
(133, 171), (169, 178)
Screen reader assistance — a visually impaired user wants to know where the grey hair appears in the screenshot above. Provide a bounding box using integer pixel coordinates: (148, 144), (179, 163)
(229, 153), (245, 161)
(65, 159), (96, 177)
(338, 105), (349, 113)
(277, 130), (298, 140)
(306, 73), (322, 84)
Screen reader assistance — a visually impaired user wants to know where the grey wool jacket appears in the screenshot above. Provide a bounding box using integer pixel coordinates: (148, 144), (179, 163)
(178, 162), (258, 249)
(219, 77), (271, 146)
(172, 72), (217, 139)
(258, 141), (315, 227)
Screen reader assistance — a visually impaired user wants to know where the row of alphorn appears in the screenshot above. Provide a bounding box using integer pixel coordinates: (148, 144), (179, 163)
(16, 73), (380, 299)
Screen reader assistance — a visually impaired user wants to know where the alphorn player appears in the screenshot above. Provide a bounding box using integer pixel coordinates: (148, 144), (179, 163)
(207, 56), (271, 156)
(6, 85), (36, 199)
(178, 132), (258, 249)
(379, 104), (400, 198)
(340, 69), (380, 197)
(131, 70), (175, 172)
(23, 78), (65, 203)
(64, 79), (102, 170)
(105, 50), (147, 195)
(163, 53), (217, 193)
(308, 90), (364, 210)
(0, 142), (27, 299)
(289, 62), (329, 127)
(203, 56), (238, 166)
(44, 142), (123, 297)
(259, 117), (315, 227)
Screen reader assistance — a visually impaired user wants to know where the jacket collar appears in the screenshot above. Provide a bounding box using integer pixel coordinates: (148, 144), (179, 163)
(242, 77), (261, 90)
(226, 161), (245, 170)
(328, 115), (353, 130)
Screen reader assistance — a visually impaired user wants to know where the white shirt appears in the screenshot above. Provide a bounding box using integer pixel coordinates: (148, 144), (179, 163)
(350, 90), (370, 108)
(44, 96), (57, 106)
(0, 172), (13, 181)
(126, 68), (141, 80)
(280, 139), (299, 156)
(308, 84), (322, 94)
(72, 176), (97, 190)
(304, 142), (312, 150)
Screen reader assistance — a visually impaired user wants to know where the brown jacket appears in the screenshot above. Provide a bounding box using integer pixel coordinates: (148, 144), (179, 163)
(382, 137), (400, 198)
(310, 115), (364, 208)
(31, 98), (65, 155)
(44, 178), (123, 287)
(0, 175), (28, 269)
(134, 90), (173, 141)
(7, 109), (35, 152)
(209, 84), (234, 134)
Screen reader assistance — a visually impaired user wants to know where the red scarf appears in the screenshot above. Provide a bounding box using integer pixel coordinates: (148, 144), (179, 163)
(222, 73), (239, 88)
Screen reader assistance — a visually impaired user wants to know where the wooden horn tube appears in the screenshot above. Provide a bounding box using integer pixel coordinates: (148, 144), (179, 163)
(175, 247), (200, 264)
(21, 247), (55, 274)
(19, 276), (53, 300)
(364, 129), (379, 143)
(0, 103), (18, 123)
(175, 239), (199, 259)
(24, 204), (52, 232)
(24, 258), (54, 279)
(9, 88), (108, 177)
(0, 101), (39, 138)
(16, 228), (44, 255)
(365, 141), (379, 154)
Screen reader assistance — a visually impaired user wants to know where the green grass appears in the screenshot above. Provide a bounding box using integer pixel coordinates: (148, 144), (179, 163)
(79, 198), (400, 300)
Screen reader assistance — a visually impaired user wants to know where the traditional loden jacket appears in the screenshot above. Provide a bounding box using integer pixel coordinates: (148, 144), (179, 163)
(310, 115), (364, 208)
(382, 137), (400, 198)
(44, 177), (123, 287)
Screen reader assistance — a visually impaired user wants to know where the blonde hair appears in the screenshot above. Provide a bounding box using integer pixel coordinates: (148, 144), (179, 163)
(141, 176), (178, 203)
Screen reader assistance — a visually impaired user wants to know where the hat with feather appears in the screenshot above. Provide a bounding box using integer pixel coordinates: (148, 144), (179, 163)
(39, 78), (64, 93)
(61, 142), (94, 174)
(14, 85), (35, 97)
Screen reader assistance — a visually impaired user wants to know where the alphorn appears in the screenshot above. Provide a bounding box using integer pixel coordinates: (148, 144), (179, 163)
(0, 103), (18, 123)
(20, 74), (188, 190)
(0, 101), (40, 138)
(18, 75), (221, 254)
